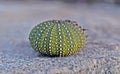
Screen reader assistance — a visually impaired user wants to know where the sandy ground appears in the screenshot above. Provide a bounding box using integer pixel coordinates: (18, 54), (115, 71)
(0, 1), (120, 74)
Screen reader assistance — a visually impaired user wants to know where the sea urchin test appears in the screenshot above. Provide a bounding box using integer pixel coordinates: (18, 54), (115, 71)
(29, 20), (86, 57)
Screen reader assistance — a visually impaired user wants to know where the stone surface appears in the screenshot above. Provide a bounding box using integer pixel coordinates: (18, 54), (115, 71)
(0, 1), (120, 74)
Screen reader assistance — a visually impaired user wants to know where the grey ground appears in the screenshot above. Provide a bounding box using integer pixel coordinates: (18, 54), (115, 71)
(0, 1), (120, 74)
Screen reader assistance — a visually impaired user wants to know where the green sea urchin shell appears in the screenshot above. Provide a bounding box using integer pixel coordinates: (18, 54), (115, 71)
(29, 20), (86, 57)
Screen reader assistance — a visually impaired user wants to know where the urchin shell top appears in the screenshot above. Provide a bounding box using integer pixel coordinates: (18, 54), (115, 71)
(29, 20), (86, 57)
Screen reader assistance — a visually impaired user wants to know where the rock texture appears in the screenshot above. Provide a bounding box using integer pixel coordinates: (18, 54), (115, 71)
(0, 1), (120, 74)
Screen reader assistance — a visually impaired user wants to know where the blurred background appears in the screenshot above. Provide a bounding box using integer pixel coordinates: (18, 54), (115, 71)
(0, 0), (120, 57)
(0, 0), (120, 4)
